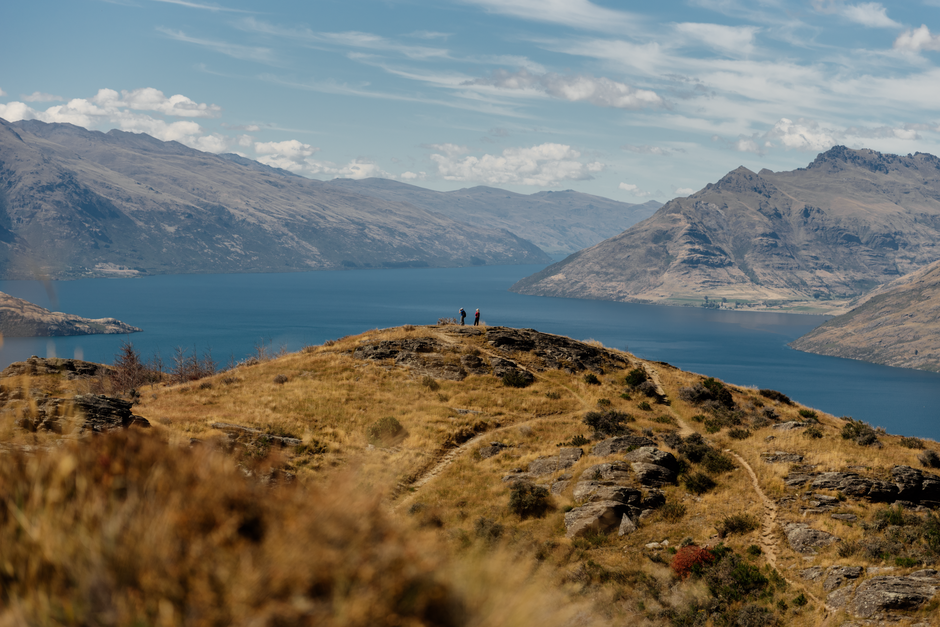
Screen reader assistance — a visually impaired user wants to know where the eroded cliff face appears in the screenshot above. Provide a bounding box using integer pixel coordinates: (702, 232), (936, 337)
(512, 147), (940, 309)
(789, 260), (940, 372)
(0, 118), (549, 279)
(0, 291), (141, 337)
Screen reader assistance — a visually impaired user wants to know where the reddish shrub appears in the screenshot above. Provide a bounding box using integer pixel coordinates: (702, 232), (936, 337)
(670, 544), (715, 579)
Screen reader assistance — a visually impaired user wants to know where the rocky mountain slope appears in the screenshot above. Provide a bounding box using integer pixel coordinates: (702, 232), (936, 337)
(3, 324), (940, 626)
(790, 260), (940, 371)
(0, 290), (140, 336)
(0, 119), (549, 279)
(512, 147), (940, 310)
(326, 178), (661, 258)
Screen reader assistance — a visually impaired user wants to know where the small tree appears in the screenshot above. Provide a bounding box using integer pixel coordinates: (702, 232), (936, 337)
(111, 342), (146, 395)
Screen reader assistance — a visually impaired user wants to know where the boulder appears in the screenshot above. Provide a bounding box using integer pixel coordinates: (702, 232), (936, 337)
(592, 435), (657, 457)
(572, 481), (642, 505)
(810, 472), (899, 502)
(1, 356), (112, 379)
(892, 465), (940, 503)
(624, 446), (679, 471)
(72, 394), (135, 432)
(527, 447), (582, 476)
(846, 574), (940, 619)
(761, 451), (804, 463)
(564, 500), (632, 538)
(642, 488), (666, 509)
(824, 566), (864, 591)
(773, 421), (811, 430)
(460, 354), (490, 375)
(478, 441), (510, 459)
(580, 462), (631, 482)
(550, 476), (572, 495)
(618, 514), (637, 536)
(783, 522), (840, 554)
(630, 462), (677, 487)
(784, 472), (817, 487)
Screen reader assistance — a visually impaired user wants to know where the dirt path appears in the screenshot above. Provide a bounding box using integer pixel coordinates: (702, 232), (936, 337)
(638, 359), (695, 437)
(727, 449), (827, 615)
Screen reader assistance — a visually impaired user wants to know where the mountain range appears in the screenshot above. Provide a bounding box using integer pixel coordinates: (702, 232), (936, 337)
(512, 147), (940, 311)
(0, 119), (654, 280)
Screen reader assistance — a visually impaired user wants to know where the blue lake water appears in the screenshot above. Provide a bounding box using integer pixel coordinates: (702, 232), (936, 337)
(1, 264), (938, 439)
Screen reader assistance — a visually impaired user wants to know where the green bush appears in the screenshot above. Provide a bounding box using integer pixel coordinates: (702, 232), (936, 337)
(759, 389), (792, 405)
(728, 427), (751, 440)
(624, 367), (648, 387)
(597, 398), (611, 407)
(660, 501), (687, 522)
(557, 434), (590, 447)
(792, 593), (808, 607)
(638, 401), (652, 411)
(652, 415), (677, 425)
(690, 414), (706, 422)
(545, 390), (561, 400)
(716, 513), (759, 538)
(508, 482), (551, 519)
(704, 555), (768, 602)
(803, 426), (824, 439)
(583, 409), (634, 436)
(684, 472), (717, 495)
(900, 436), (925, 449)
(841, 417), (878, 445)
(704, 418), (722, 433)
(746, 544), (762, 557)
(701, 451), (736, 474)
(797, 408), (817, 420)
(367, 416), (405, 445)
(583, 373), (601, 385)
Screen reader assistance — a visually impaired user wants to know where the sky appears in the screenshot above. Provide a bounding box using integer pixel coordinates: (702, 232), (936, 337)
(3, 0), (940, 203)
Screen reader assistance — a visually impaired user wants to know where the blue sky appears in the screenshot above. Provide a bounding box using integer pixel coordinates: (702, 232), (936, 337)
(3, 0), (940, 202)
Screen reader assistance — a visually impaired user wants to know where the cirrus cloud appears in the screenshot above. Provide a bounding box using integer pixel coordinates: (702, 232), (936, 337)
(431, 143), (604, 186)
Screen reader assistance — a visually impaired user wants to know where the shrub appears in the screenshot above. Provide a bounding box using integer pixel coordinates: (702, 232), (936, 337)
(583, 373), (601, 385)
(746, 544), (762, 557)
(792, 593), (808, 607)
(473, 517), (504, 544)
(638, 401), (652, 411)
(701, 451), (736, 474)
(684, 472), (717, 495)
(421, 375), (440, 391)
(876, 504), (908, 528)
(583, 409), (634, 437)
(728, 428), (751, 440)
(759, 389), (792, 405)
(895, 557), (919, 567)
(557, 434), (590, 447)
(635, 381), (661, 398)
(797, 408), (818, 420)
(437, 317), (458, 325)
(918, 450), (940, 469)
(367, 416), (405, 446)
(716, 514), (759, 538)
(508, 482), (551, 519)
(678, 384), (713, 405)
(901, 437), (925, 449)
(704, 554), (768, 602)
(660, 501), (687, 522)
(841, 417), (878, 445)
(803, 426), (824, 439)
(596, 398), (611, 408)
(624, 367), (648, 387)
(704, 418), (722, 433)
(501, 370), (533, 388)
(670, 545), (715, 579)
(619, 391), (632, 400)
(662, 432), (683, 449)
(273, 374), (288, 385)
(735, 604), (777, 627)
(652, 415), (677, 425)
(545, 391), (561, 400)
(678, 434), (711, 463)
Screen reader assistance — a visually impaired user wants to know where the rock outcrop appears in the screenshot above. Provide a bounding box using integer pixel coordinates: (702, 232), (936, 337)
(785, 466), (940, 507)
(1, 356), (112, 379)
(827, 571), (940, 619)
(783, 522), (840, 554)
(0, 292), (141, 337)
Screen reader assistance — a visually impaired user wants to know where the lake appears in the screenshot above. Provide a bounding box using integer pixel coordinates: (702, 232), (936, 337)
(2, 264), (938, 439)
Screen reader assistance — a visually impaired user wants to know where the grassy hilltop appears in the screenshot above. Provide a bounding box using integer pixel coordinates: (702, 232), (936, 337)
(2, 325), (940, 626)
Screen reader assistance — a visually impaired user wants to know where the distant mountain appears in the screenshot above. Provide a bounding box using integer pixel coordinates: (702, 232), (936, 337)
(0, 291), (140, 337)
(0, 119), (549, 279)
(326, 178), (660, 258)
(790, 261), (940, 372)
(512, 147), (940, 309)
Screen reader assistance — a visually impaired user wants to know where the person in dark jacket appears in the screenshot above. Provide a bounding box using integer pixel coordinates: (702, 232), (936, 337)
(459, 308), (466, 325)
(474, 309), (480, 326)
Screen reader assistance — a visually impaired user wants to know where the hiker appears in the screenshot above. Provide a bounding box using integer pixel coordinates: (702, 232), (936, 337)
(459, 307), (466, 325)
(474, 308), (480, 326)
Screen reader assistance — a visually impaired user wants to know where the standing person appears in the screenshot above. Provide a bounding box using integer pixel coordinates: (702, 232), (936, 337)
(474, 308), (480, 326)
(459, 307), (466, 325)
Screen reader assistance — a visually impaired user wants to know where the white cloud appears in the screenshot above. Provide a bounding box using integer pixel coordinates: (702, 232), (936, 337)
(734, 138), (762, 153)
(894, 25), (940, 52)
(157, 27), (277, 63)
(675, 187), (695, 196)
(461, 0), (640, 33)
(465, 69), (664, 109)
(149, 0), (254, 12)
(619, 182), (652, 197)
(424, 143), (469, 156)
(23, 92), (63, 102)
(254, 139), (319, 172)
(765, 118), (837, 151)
(400, 171), (427, 180)
(307, 159), (390, 180)
(431, 143), (602, 186)
(674, 23), (760, 56)
(838, 2), (899, 28)
(622, 144), (674, 156)
(0, 88), (5, 97)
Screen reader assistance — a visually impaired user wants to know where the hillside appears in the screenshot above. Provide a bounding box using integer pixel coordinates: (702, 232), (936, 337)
(790, 260), (940, 372)
(0, 119), (548, 279)
(3, 325), (940, 626)
(326, 178), (661, 258)
(0, 290), (141, 337)
(512, 147), (940, 312)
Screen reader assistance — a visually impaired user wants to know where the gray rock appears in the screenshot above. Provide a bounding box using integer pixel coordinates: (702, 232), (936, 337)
(784, 472), (816, 487)
(847, 575), (940, 618)
(527, 447), (583, 476)
(572, 481), (642, 505)
(801, 566), (824, 581)
(485, 327), (629, 373)
(489, 357), (534, 385)
(624, 446), (679, 471)
(639, 509), (656, 522)
(591, 435), (657, 457)
(580, 462), (631, 482)
(630, 462), (677, 487)
(784, 522), (840, 554)
(564, 500), (631, 538)
(354, 338), (440, 360)
(1, 356), (113, 379)
(824, 566), (864, 591)
(460, 354), (490, 375)
(773, 421), (810, 430)
(642, 488), (666, 509)
(761, 451), (804, 463)
(210, 422), (302, 447)
(892, 465), (940, 502)
(618, 513), (637, 536)
(478, 441), (510, 459)
(550, 477), (571, 495)
(72, 394), (135, 432)
(831, 513), (858, 522)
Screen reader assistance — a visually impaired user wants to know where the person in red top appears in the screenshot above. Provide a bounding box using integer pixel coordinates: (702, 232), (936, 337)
(474, 309), (480, 326)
